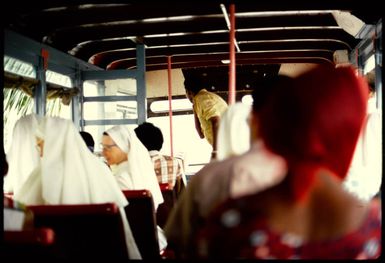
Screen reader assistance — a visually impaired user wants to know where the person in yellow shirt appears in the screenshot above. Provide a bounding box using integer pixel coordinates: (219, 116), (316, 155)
(184, 77), (228, 159)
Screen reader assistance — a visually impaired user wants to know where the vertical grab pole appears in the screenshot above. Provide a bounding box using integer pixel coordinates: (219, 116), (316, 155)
(167, 56), (174, 158)
(35, 49), (48, 116)
(228, 4), (236, 105)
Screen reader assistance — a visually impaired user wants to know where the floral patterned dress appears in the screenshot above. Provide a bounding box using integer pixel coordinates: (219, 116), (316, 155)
(196, 197), (381, 259)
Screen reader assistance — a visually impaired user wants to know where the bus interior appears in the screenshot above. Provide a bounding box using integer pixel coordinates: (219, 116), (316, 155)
(3, 1), (382, 183)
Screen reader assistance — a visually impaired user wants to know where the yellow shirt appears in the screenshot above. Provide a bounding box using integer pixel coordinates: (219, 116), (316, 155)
(193, 89), (228, 145)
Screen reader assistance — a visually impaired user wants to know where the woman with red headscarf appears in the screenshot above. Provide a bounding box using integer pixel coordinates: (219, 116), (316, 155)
(195, 65), (381, 259)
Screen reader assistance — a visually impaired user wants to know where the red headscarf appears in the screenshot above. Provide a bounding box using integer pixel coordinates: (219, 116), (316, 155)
(259, 64), (368, 202)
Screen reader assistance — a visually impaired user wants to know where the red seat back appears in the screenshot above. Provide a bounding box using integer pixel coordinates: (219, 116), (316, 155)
(28, 203), (129, 260)
(122, 189), (160, 259)
(3, 228), (56, 259)
(157, 183), (176, 228)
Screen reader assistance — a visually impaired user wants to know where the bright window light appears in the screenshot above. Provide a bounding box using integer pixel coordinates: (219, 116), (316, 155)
(364, 54), (375, 74)
(150, 98), (192, 113)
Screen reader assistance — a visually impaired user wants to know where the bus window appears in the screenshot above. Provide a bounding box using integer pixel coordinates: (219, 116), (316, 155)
(148, 114), (212, 178)
(3, 57), (72, 150)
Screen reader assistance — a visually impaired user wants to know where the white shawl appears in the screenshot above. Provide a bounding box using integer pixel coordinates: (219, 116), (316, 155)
(12, 116), (127, 206)
(4, 114), (41, 193)
(105, 125), (164, 210)
(9, 115), (141, 259)
(217, 102), (251, 160)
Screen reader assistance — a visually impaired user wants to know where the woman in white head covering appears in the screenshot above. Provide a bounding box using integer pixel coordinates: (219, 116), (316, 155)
(4, 114), (41, 193)
(5, 114), (141, 259)
(102, 125), (167, 251)
(216, 102), (251, 160)
(102, 125), (164, 210)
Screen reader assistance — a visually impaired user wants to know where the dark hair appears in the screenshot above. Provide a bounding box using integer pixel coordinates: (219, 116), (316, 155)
(134, 122), (164, 151)
(80, 131), (95, 152)
(184, 76), (205, 94)
(365, 71), (375, 93)
(252, 75), (293, 112)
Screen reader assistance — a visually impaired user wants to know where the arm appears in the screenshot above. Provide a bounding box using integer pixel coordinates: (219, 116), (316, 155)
(209, 116), (221, 159)
(194, 112), (204, 139)
(164, 179), (199, 258)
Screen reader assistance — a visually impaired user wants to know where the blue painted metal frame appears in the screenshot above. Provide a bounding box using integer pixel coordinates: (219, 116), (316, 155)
(374, 20), (382, 109)
(349, 19), (382, 110)
(83, 96), (137, 102)
(4, 29), (148, 128)
(34, 56), (47, 115)
(136, 44), (147, 124)
(81, 43), (147, 127)
(4, 29), (101, 119)
(4, 29), (102, 73)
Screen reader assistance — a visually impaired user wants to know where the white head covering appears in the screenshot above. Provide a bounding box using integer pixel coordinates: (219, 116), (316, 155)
(216, 102), (251, 160)
(8, 115), (141, 259)
(9, 114), (127, 207)
(4, 114), (41, 193)
(105, 125), (164, 209)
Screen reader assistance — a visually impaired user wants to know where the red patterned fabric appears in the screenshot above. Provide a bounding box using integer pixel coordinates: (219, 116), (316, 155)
(196, 198), (381, 259)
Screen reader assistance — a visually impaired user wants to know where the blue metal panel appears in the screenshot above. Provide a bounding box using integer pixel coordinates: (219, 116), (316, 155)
(4, 29), (102, 72)
(84, 119), (138, 126)
(83, 96), (137, 102)
(96, 82), (107, 140)
(34, 57), (47, 116)
(72, 69), (82, 129)
(4, 45), (39, 67)
(82, 69), (138, 81)
(374, 20), (382, 109)
(136, 44), (147, 124)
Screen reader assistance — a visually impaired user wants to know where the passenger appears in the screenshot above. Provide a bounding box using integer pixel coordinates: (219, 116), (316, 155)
(5, 114), (141, 259)
(196, 65), (381, 259)
(164, 76), (288, 259)
(4, 114), (40, 194)
(184, 76), (228, 159)
(343, 76), (382, 202)
(216, 102), (251, 160)
(101, 125), (164, 209)
(102, 125), (167, 251)
(80, 131), (95, 153)
(134, 122), (187, 191)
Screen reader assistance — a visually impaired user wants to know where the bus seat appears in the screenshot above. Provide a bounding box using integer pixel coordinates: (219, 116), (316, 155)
(27, 203), (129, 260)
(3, 227), (56, 259)
(175, 175), (186, 199)
(122, 189), (160, 259)
(157, 183), (176, 228)
(4, 192), (14, 199)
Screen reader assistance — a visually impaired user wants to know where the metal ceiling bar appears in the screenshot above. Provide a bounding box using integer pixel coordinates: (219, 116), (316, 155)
(215, 4), (241, 53)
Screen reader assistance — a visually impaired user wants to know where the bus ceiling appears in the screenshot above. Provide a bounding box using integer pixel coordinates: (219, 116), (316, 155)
(4, 1), (381, 72)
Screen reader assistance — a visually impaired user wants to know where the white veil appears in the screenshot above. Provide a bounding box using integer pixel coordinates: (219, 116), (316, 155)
(105, 125), (164, 209)
(9, 115), (127, 206)
(4, 114), (41, 193)
(216, 102), (251, 160)
(9, 115), (141, 259)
